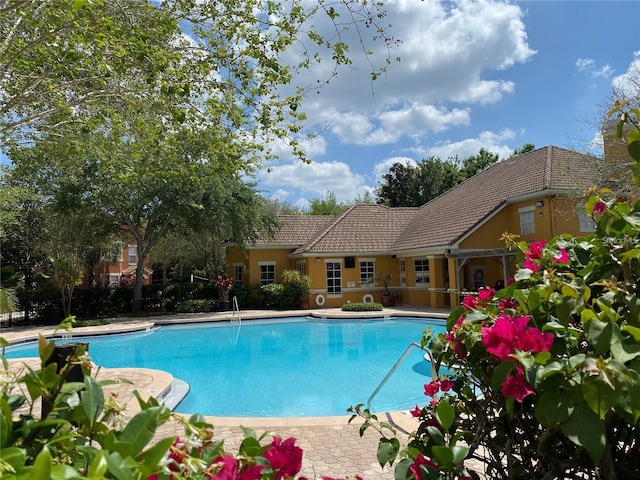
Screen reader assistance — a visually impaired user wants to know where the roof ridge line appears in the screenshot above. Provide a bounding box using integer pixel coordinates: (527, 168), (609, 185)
(544, 145), (553, 189)
(300, 205), (356, 252)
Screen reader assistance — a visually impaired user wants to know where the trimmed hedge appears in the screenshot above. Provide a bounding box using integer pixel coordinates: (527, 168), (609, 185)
(341, 302), (383, 311)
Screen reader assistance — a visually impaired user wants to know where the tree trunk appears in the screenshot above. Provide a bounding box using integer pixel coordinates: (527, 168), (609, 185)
(132, 258), (145, 313)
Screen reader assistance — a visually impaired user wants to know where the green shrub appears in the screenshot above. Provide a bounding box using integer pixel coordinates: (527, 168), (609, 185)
(74, 319), (109, 327)
(341, 302), (383, 311)
(260, 283), (299, 309)
(175, 299), (216, 313)
(232, 283), (262, 309)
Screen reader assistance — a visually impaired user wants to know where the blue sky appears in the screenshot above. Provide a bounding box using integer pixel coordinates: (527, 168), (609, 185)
(255, 0), (640, 208)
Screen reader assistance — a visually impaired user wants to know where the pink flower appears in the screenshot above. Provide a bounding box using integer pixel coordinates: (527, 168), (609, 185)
(523, 257), (539, 273)
(506, 277), (515, 286)
(593, 200), (607, 213)
(478, 286), (496, 302)
(498, 297), (518, 310)
(409, 453), (440, 480)
(552, 248), (569, 264)
(501, 374), (536, 402)
(410, 405), (423, 417)
(481, 314), (553, 361)
(424, 380), (440, 397)
(263, 437), (303, 480)
(526, 240), (547, 260)
(210, 455), (240, 480)
(439, 379), (454, 392)
(429, 398), (438, 407)
(461, 295), (478, 310)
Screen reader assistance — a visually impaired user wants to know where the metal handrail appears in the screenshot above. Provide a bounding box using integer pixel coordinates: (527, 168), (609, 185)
(367, 342), (437, 411)
(232, 296), (241, 324)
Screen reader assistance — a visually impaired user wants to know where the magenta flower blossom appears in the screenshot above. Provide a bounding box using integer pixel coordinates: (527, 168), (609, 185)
(523, 257), (539, 273)
(526, 240), (547, 260)
(552, 248), (569, 264)
(501, 374), (536, 402)
(410, 453), (440, 480)
(263, 437), (303, 480)
(439, 379), (454, 392)
(461, 295), (478, 310)
(478, 286), (496, 302)
(481, 314), (553, 361)
(410, 405), (423, 417)
(593, 200), (607, 213)
(498, 297), (518, 311)
(424, 380), (440, 397)
(210, 455), (241, 480)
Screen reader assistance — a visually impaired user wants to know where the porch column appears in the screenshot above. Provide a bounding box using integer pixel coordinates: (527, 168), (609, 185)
(448, 257), (459, 307)
(429, 257), (446, 309)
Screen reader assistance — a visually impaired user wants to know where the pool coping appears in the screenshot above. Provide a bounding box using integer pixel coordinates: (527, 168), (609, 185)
(2, 306), (449, 429)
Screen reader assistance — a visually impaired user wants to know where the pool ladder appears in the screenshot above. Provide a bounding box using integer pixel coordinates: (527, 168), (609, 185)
(366, 342), (437, 411)
(231, 296), (241, 325)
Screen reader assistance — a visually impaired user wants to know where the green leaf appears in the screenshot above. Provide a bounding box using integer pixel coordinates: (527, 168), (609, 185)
(611, 335), (640, 363)
(430, 445), (468, 470)
(72, 0), (87, 10)
(116, 407), (163, 455)
(135, 436), (175, 475)
(1, 446), (27, 471)
(394, 458), (414, 480)
(560, 403), (605, 465)
(584, 319), (614, 356)
(81, 376), (104, 426)
(425, 426), (445, 446)
(491, 361), (516, 391)
(435, 400), (455, 431)
(534, 392), (573, 427)
(377, 437), (400, 468)
(31, 445), (52, 479)
(620, 325), (640, 343)
(86, 452), (108, 478)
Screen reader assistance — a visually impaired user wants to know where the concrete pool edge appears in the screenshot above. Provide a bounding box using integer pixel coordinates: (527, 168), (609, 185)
(1, 306), (450, 346)
(2, 307), (449, 426)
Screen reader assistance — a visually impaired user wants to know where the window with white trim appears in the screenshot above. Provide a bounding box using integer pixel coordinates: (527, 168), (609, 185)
(326, 261), (342, 295)
(414, 259), (430, 285)
(259, 262), (275, 285)
(519, 206), (535, 235)
(400, 260), (406, 287)
(296, 261), (306, 276)
(128, 245), (136, 265)
(109, 274), (119, 287)
(233, 264), (243, 285)
(359, 259), (375, 285)
(578, 203), (595, 232)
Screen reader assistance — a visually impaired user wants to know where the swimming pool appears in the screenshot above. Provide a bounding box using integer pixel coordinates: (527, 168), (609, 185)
(5, 316), (445, 417)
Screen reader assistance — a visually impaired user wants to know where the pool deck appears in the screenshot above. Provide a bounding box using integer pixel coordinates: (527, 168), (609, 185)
(2, 306), (452, 480)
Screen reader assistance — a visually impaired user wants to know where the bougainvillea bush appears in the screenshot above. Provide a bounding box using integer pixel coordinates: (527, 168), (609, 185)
(352, 108), (640, 479)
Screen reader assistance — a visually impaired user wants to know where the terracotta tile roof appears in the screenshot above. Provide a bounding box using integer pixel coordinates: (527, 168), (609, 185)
(252, 146), (601, 255)
(254, 215), (334, 246)
(392, 146), (602, 251)
(292, 204), (418, 254)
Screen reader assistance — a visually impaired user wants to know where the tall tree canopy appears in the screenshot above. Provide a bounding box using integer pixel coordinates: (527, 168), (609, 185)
(2, 0), (395, 312)
(376, 148), (513, 207)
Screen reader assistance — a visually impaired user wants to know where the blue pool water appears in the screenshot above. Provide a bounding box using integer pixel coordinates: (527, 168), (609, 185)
(5, 316), (445, 417)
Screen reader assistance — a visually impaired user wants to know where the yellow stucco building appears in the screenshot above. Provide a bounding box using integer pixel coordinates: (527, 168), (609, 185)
(226, 146), (605, 309)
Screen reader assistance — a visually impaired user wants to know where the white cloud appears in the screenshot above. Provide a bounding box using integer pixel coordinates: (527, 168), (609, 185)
(612, 50), (640, 100)
(427, 129), (516, 161)
(257, 160), (369, 203)
(576, 57), (615, 79)
(323, 104), (471, 146)
(283, 0), (535, 148)
(372, 156), (417, 183)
